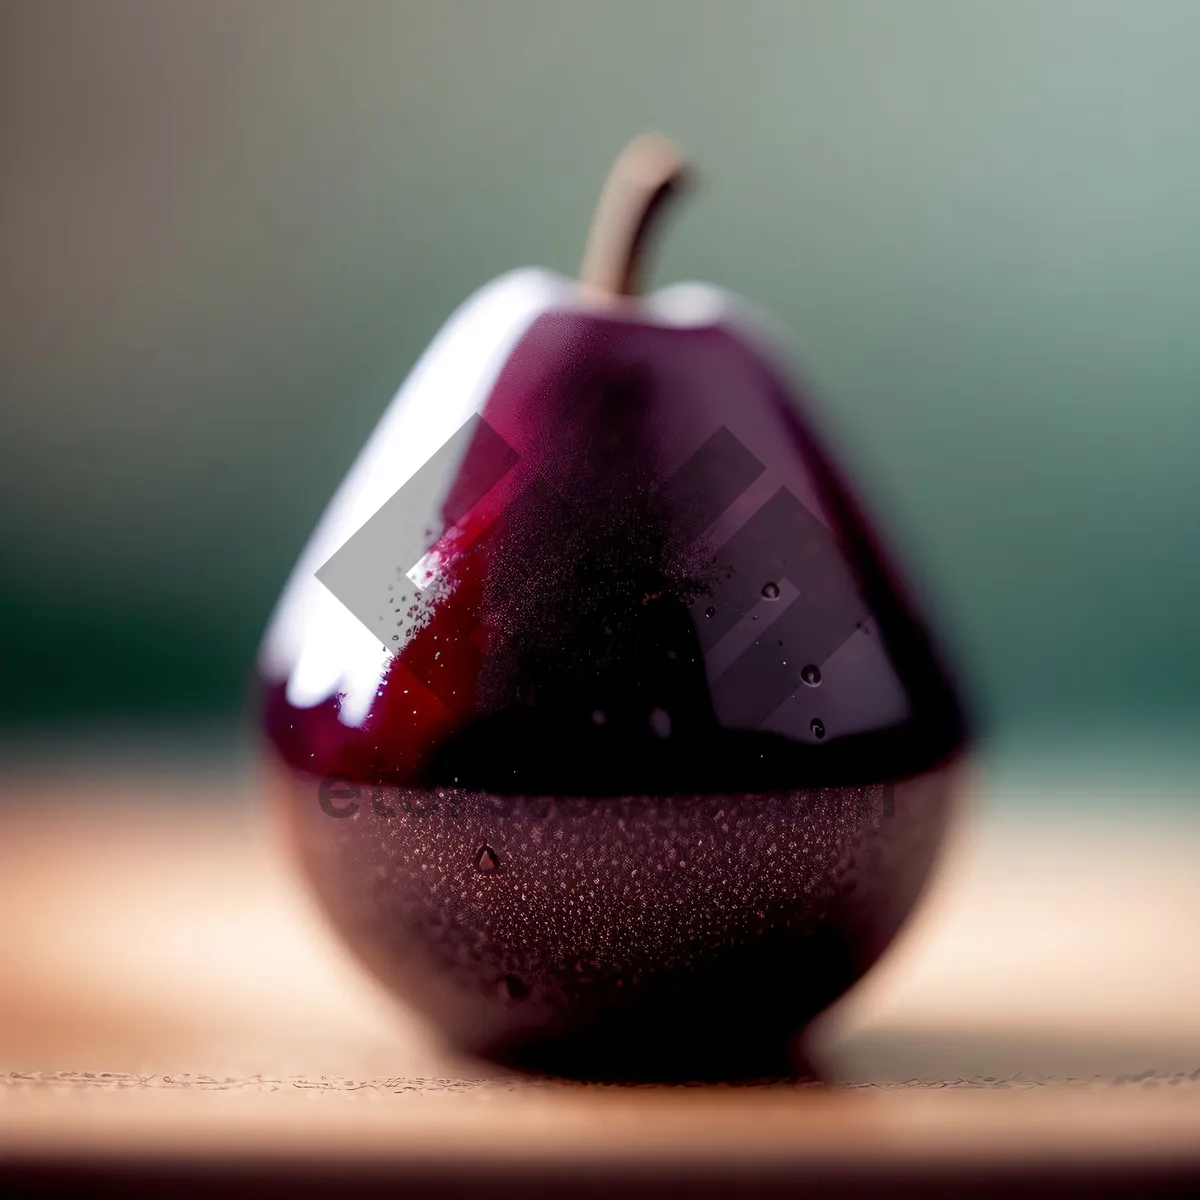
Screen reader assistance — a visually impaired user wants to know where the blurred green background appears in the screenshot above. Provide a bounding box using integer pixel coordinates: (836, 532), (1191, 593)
(2, 0), (1198, 766)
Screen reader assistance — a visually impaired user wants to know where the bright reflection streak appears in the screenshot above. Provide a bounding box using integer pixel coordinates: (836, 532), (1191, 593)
(260, 268), (567, 726)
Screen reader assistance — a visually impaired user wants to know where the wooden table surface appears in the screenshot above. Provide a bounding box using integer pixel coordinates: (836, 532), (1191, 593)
(2, 758), (1199, 1194)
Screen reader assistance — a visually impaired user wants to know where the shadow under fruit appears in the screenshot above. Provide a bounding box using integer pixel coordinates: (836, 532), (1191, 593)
(257, 135), (970, 1081)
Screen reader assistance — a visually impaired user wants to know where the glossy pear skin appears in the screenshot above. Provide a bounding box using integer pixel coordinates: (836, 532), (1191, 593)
(259, 280), (969, 1080)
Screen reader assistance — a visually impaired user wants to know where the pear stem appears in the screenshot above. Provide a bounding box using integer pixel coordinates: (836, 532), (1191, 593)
(579, 133), (689, 300)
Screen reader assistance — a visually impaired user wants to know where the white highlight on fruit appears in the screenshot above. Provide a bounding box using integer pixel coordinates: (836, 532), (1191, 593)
(644, 281), (729, 328)
(259, 268), (569, 726)
(405, 547), (442, 592)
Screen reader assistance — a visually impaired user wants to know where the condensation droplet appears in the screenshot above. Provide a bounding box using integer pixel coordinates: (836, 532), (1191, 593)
(761, 581), (780, 600)
(810, 718), (826, 739)
(801, 663), (821, 687)
(704, 606), (716, 618)
(475, 845), (500, 873)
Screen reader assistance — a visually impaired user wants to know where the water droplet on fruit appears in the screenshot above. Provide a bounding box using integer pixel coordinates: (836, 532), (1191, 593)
(705, 606), (715, 618)
(649, 708), (671, 738)
(475, 845), (500, 873)
(810, 718), (826, 739)
(761, 581), (780, 600)
(801, 664), (821, 687)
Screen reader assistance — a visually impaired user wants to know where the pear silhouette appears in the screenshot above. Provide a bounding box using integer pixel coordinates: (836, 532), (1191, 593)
(258, 135), (970, 1081)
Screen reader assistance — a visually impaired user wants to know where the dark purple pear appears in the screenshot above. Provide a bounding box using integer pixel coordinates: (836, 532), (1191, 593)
(257, 135), (970, 1081)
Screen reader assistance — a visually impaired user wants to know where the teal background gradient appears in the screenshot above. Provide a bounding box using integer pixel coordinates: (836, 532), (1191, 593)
(2, 0), (1199, 757)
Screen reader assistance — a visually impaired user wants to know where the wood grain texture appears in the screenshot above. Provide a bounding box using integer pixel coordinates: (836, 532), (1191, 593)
(2, 760), (1199, 1189)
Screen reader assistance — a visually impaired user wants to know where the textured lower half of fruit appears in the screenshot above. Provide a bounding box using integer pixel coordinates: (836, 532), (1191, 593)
(269, 758), (963, 1081)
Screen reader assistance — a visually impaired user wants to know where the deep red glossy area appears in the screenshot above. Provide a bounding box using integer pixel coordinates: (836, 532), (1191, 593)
(263, 312), (967, 795)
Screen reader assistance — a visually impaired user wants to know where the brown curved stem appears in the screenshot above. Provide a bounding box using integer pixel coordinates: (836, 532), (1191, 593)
(579, 133), (689, 300)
